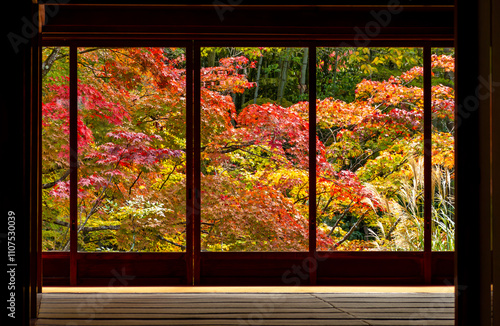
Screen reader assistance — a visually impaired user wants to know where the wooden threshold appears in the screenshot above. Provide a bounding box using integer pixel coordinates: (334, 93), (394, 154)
(43, 286), (454, 293)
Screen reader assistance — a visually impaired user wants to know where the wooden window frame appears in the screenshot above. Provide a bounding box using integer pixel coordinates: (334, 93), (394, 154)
(38, 3), (455, 287)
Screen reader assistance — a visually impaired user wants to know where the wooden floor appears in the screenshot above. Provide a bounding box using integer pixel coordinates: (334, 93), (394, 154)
(36, 292), (454, 326)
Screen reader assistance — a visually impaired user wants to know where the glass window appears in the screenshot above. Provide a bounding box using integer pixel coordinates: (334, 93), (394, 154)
(200, 47), (310, 251)
(42, 46), (71, 251)
(42, 44), (453, 264)
(74, 47), (187, 252)
(316, 47), (425, 251)
(431, 47), (455, 251)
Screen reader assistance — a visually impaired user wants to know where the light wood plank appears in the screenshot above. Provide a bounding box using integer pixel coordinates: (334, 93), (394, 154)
(340, 307), (454, 313)
(39, 313), (357, 319)
(349, 312), (454, 319)
(39, 307), (340, 313)
(40, 301), (326, 307)
(36, 319), (368, 325)
(327, 302), (455, 307)
(43, 293), (318, 299)
(366, 321), (454, 325)
(41, 298), (321, 303)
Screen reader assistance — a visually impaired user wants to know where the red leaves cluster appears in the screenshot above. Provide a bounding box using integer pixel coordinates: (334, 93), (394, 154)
(356, 77), (423, 108)
(236, 103), (312, 168)
(201, 56), (256, 94)
(316, 98), (376, 128)
(358, 108), (423, 140)
(87, 131), (182, 168)
(398, 54), (454, 83)
(431, 54), (454, 72)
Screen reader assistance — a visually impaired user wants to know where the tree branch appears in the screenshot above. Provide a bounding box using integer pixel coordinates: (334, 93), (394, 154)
(159, 161), (182, 190)
(47, 219), (187, 250)
(128, 171), (143, 195)
(217, 141), (255, 154)
(333, 209), (370, 248)
(42, 47), (62, 78)
(157, 235), (186, 250)
(386, 216), (403, 240)
(365, 155), (410, 183)
(42, 168), (71, 189)
(326, 199), (355, 237)
(46, 219), (120, 233)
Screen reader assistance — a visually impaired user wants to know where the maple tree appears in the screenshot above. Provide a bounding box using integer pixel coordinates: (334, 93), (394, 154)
(42, 46), (455, 252)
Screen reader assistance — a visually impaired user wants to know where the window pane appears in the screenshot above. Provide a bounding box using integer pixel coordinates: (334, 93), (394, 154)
(76, 47), (187, 252)
(42, 46), (70, 251)
(316, 47), (424, 251)
(431, 48), (455, 251)
(200, 47), (309, 251)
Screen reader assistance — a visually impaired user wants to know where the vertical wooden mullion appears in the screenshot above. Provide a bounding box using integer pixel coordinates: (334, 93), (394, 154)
(423, 45), (432, 284)
(37, 39), (43, 294)
(185, 43), (194, 285)
(193, 42), (201, 285)
(69, 45), (78, 286)
(308, 44), (317, 285)
(492, 0), (500, 323)
(31, 12), (41, 316)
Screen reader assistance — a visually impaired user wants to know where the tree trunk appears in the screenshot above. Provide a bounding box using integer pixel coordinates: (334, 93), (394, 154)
(299, 48), (308, 95)
(331, 50), (339, 97)
(253, 55), (263, 104)
(42, 47), (62, 78)
(277, 48), (291, 105)
(241, 91), (246, 110)
(208, 49), (216, 67)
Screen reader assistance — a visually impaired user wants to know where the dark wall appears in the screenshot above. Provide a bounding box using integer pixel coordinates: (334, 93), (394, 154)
(3, 2), (37, 326)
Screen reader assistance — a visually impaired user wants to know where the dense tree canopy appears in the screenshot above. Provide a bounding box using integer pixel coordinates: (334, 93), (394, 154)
(42, 46), (454, 252)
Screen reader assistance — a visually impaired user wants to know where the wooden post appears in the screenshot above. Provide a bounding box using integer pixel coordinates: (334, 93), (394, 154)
(69, 45), (78, 286)
(491, 0), (500, 324)
(37, 42), (43, 296)
(5, 1), (40, 324)
(423, 45), (432, 284)
(186, 44), (194, 286)
(455, 0), (492, 324)
(308, 44), (317, 285)
(193, 43), (201, 285)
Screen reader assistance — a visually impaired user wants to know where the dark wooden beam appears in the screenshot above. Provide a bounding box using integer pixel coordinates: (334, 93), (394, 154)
(38, 0), (454, 5)
(42, 251), (453, 286)
(39, 4), (454, 41)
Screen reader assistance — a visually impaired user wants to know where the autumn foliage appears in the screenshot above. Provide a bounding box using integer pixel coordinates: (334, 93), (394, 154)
(42, 47), (455, 252)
